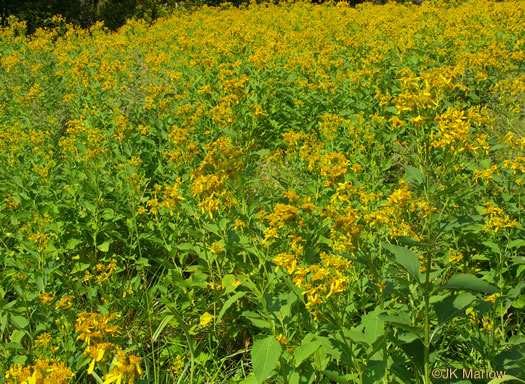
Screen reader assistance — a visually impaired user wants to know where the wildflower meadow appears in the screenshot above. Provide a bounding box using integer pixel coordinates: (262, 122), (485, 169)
(0, 0), (524, 382)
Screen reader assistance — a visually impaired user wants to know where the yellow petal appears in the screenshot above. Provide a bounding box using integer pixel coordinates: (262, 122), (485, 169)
(88, 358), (96, 375)
(199, 312), (214, 326)
(96, 348), (104, 362)
(103, 374), (119, 384)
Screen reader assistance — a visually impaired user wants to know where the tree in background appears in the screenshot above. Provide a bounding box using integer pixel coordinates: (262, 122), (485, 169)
(0, 0), (171, 33)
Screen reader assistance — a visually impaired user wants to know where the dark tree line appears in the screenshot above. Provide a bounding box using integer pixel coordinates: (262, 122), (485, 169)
(0, 0), (169, 33)
(0, 0), (427, 34)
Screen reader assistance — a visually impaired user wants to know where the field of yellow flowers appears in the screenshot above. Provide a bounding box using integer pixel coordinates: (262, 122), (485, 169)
(0, 0), (524, 382)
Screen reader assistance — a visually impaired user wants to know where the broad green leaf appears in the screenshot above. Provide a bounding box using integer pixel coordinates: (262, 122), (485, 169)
(251, 335), (281, 383)
(242, 311), (271, 330)
(379, 314), (423, 338)
(405, 167), (424, 186)
(239, 375), (258, 384)
(442, 274), (498, 294)
(364, 360), (387, 384)
(10, 314), (29, 329)
(383, 243), (422, 284)
(488, 375), (525, 384)
(222, 274), (241, 294)
(508, 239), (525, 249)
(361, 308), (385, 345)
(294, 339), (322, 367)
(385, 106), (398, 114)
(11, 329), (26, 343)
(97, 241), (111, 253)
(344, 326), (370, 345)
(323, 370), (349, 384)
(66, 238), (82, 250)
(434, 292), (475, 325)
(217, 291), (246, 323)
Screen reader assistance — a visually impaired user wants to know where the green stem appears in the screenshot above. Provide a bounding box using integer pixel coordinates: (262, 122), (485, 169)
(422, 132), (432, 384)
(133, 210), (158, 384)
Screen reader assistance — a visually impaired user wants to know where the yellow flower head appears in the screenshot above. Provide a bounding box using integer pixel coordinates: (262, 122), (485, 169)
(199, 312), (214, 327)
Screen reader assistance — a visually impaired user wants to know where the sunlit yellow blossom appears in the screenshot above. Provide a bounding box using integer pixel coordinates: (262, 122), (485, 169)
(484, 293), (500, 304)
(276, 334), (289, 345)
(34, 332), (52, 348)
(55, 295), (75, 310)
(39, 292), (56, 305)
(449, 248), (464, 263)
(200, 312), (214, 327)
(102, 350), (142, 384)
(208, 242), (224, 254)
(75, 312), (120, 346)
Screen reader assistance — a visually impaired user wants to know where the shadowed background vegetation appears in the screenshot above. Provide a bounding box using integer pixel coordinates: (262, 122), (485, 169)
(0, 0), (403, 33)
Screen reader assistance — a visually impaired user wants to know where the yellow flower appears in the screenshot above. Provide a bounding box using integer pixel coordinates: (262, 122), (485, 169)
(484, 293), (500, 304)
(234, 219), (245, 231)
(169, 354), (186, 375)
(102, 350), (142, 384)
(34, 332), (52, 348)
(375, 280), (386, 294)
(208, 242), (224, 254)
(56, 295), (75, 310)
(85, 342), (114, 375)
(276, 334), (289, 345)
(39, 292), (55, 305)
(449, 248), (464, 263)
(200, 312), (214, 327)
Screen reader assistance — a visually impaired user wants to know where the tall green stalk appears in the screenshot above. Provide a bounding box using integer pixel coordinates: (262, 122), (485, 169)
(422, 130), (433, 384)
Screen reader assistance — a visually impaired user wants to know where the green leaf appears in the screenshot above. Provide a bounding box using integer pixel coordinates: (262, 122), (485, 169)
(10, 314), (29, 329)
(11, 329), (26, 344)
(508, 239), (525, 249)
(385, 106), (398, 114)
(294, 338), (322, 367)
(442, 274), (498, 294)
(239, 375), (258, 384)
(322, 370), (349, 384)
(251, 335), (281, 383)
(405, 167), (424, 186)
(434, 292), (476, 325)
(487, 375), (525, 384)
(66, 238), (82, 250)
(217, 291), (246, 323)
(379, 314), (423, 338)
(242, 311), (271, 330)
(383, 243), (422, 284)
(97, 241), (111, 253)
(152, 315), (173, 342)
(90, 370), (105, 384)
(364, 360), (387, 384)
(361, 308), (385, 345)
(222, 274), (240, 294)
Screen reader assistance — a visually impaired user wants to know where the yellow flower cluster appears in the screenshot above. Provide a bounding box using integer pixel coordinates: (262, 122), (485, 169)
(74, 311), (142, 381)
(75, 312), (120, 346)
(363, 180), (428, 240)
(83, 258), (118, 283)
(5, 359), (74, 384)
(140, 180), (184, 216)
(431, 108), (473, 154)
(481, 201), (517, 233)
(261, 203), (299, 245)
(191, 137), (243, 218)
(102, 350), (142, 384)
(164, 125), (199, 166)
(274, 251), (352, 310)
